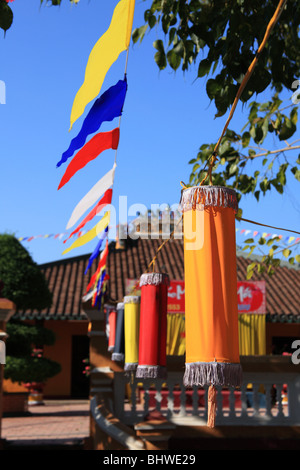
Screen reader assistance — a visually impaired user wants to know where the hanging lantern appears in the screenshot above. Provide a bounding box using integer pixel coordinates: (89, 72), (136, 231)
(105, 304), (117, 353)
(124, 295), (140, 373)
(112, 302), (125, 362)
(181, 185), (242, 427)
(136, 273), (169, 379)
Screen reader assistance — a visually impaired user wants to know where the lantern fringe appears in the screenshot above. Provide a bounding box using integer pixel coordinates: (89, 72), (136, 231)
(108, 346), (114, 352)
(139, 273), (170, 287)
(123, 295), (140, 304)
(184, 362), (242, 388)
(207, 385), (217, 428)
(124, 362), (138, 372)
(135, 365), (167, 379)
(112, 352), (124, 362)
(180, 186), (238, 213)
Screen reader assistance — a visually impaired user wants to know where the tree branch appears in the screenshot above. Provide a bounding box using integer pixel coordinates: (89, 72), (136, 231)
(242, 144), (300, 160)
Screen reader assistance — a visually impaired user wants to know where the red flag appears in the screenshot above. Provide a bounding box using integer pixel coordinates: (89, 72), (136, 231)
(58, 128), (120, 189)
(63, 189), (112, 244)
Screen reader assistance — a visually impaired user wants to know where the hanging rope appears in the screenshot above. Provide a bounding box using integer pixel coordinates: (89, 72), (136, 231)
(211, 0), (287, 161)
(201, 0), (288, 184)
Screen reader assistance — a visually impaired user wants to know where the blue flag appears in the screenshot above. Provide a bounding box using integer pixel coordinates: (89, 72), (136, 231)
(85, 227), (108, 275)
(95, 269), (107, 309)
(57, 77), (127, 167)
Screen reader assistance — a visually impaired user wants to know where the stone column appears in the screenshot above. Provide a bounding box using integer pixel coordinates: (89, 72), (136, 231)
(82, 300), (127, 450)
(0, 298), (16, 448)
(83, 303), (123, 389)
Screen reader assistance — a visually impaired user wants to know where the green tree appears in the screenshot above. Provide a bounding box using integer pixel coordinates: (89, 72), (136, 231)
(0, 234), (52, 310)
(0, 234), (60, 385)
(134, 0), (300, 277)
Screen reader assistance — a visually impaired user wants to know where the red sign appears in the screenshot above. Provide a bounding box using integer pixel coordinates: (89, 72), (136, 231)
(167, 280), (185, 314)
(126, 279), (266, 314)
(237, 281), (266, 314)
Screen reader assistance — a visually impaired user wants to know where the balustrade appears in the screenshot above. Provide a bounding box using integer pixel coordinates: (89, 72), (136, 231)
(113, 369), (300, 426)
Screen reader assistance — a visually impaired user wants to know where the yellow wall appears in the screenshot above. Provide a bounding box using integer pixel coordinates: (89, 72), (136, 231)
(43, 320), (89, 397)
(3, 319), (89, 397)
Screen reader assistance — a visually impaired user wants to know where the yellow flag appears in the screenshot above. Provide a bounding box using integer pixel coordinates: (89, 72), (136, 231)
(62, 211), (110, 255)
(70, 0), (135, 130)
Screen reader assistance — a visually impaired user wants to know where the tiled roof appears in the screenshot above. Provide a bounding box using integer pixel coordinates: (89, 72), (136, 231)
(13, 238), (300, 321)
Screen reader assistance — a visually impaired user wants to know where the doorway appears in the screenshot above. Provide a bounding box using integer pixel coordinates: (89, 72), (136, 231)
(71, 335), (90, 398)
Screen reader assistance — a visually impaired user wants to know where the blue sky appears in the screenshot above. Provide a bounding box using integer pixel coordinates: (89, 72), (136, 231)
(1, 0), (299, 265)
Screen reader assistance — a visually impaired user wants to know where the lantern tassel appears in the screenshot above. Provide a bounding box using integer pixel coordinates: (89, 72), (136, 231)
(207, 385), (217, 428)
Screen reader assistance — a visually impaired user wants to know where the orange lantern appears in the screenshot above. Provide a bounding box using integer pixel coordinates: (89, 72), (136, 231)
(181, 185), (242, 427)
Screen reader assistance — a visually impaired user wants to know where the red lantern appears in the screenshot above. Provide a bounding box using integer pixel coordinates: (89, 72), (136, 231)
(136, 273), (169, 379)
(105, 304), (117, 353)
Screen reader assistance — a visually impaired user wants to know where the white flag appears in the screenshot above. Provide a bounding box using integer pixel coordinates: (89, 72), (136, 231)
(66, 163), (116, 229)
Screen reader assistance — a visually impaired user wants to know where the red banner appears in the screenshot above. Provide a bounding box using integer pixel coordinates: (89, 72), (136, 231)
(126, 279), (266, 314)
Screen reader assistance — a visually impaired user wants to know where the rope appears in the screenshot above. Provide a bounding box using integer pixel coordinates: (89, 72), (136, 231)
(204, 0), (288, 183)
(237, 217), (300, 236)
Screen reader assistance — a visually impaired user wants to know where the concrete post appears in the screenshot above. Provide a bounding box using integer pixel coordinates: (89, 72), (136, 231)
(0, 298), (16, 449)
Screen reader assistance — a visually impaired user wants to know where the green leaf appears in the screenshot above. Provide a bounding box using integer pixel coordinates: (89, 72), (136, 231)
(290, 107), (298, 126)
(206, 79), (222, 100)
(153, 40), (167, 69)
(132, 25), (149, 44)
(246, 269), (254, 280)
(198, 59), (211, 78)
(291, 167), (300, 182)
(242, 132), (250, 148)
(278, 117), (296, 141)
(282, 248), (291, 258)
(148, 13), (156, 29)
(167, 49), (181, 70)
(247, 262), (257, 272)
(0, 2), (13, 33)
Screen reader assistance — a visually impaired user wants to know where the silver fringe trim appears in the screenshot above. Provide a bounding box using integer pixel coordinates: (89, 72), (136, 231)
(124, 362), (138, 372)
(139, 273), (170, 287)
(117, 302), (124, 310)
(184, 362), (243, 388)
(135, 365), (167, 379)
(123, 296), (140, 304)
(108, 346), (114, 352)
(112, 352), (125, 362)
(180, 186), (238, 213)
(104, 304), (117, 314)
